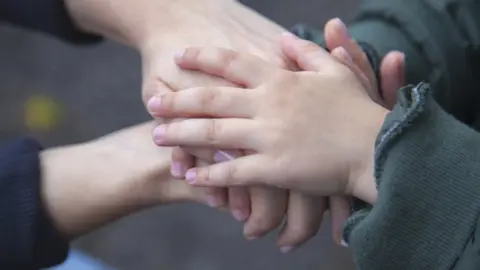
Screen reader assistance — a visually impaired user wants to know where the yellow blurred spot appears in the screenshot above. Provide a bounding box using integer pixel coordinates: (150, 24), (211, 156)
(24, 95), (63, 132)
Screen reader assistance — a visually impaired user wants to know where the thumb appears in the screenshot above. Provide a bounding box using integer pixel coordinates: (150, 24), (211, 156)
(280, 33), (335, 72)
(380, 51), (405, 109)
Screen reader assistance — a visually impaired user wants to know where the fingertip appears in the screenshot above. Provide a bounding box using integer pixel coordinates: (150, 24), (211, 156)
(331, 46), (353, 65)
(146, 95), (162, 115)
(185, 168), (197, 184)
(152, 125), (166, 145)
(174, 49), (185, 63)
(324, 17), (350, 50)
(280, 32), (298, 59)
(279, 246), (295, 254)
(232, 209), (250, 222)
(380, 51), (406, 108)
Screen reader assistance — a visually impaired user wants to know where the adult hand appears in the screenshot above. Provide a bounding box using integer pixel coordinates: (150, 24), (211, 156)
(40, 121), (209, 239)
(67, 0), (332, 250)
(150, 35), (388, 204)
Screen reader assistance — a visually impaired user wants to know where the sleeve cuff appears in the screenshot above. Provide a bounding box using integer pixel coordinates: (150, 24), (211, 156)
(0, 138), (68, 269)
(343, 83), (480, 269)
(0, 0), (102, 45)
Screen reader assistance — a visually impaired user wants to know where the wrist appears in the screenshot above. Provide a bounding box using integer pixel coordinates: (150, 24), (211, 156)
(348, 104), (388, 204)
(66, 0), (235, 49)
(39, 141), (153, 239)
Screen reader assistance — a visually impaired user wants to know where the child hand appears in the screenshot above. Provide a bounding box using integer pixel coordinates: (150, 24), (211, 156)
(149, 34), (387, 204)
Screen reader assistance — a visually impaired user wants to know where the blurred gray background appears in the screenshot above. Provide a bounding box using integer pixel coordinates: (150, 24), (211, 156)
(0, 0), (359, 269)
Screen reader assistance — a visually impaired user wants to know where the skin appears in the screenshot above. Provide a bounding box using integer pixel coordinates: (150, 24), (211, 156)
(40, 121), (209, 239)
(62, 0), (404, 250)
(148, 34), (388, 204)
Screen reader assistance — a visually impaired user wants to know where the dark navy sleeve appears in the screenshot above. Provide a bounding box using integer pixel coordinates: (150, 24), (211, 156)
(0, 0), (101, 44)
(0, 139), (69, 269)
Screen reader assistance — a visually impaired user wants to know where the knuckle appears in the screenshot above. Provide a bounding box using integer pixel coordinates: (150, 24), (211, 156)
(159, 92), (174, 111)
(171, 147), (190, 163)
(197, 87), (218, 110)
(223, 163), (238, 182)
(204, 119), (221, 145)
(183, 47), (201, 62)
(219, 50), (240, 77)
(299, 39), (322, 54)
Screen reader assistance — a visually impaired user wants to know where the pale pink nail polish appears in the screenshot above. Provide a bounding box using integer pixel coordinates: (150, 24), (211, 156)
(153, 126), (166, 143)
(171, 162), (183, 178)
(280, 246), (294, 254)
(214, 150), (234, 163)
(341, 240), (349, 248)
(147, 96), (162, 112)
(174, 50), (185, 61)
(246, 236), (259, 241)
(185, 169), (196, 183)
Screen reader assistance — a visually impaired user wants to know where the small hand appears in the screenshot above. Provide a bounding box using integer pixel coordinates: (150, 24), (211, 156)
(323, 18), (405, 109)
(150, 35), (386, 203)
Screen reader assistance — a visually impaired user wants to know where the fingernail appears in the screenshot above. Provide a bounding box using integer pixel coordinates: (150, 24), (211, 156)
(333, 18), (351, 39)
(280, 246), (294, 254)
(206, 195), (220, 208)
(246, 236), (259, 241)
(232, 210), (247, 222)
(147, 96), (162, 112)
(281, 32), (297, 39)
(339, 46), (353, 64)
(185, 169), (196, 183)
(153, 126), (166, 144)
(171, 162), (183, 178)
(174, 49), (185, 61)
(214, 150), (234, 163)
(340, 240), (349, 248)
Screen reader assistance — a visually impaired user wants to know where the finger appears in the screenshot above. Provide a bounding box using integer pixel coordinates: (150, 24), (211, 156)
(277, 193), (326, 253)
(280, 32), (336, 72)
(142, 78), (174, 108)
(324, 18), (376, 89)
(171, 147), (194, 178)
(184, 155), (273, 187)
(147, 87), (255, 118)
(243, 187), (287, 239)
(380, 51), (405, 109)
(182, 147), (243, 164)
(229, 187), (251, 222)
(330, 47), (372, 91)
(207, 148), (251, 222)
(329, 196), (350, 247)
(175, 47), (276, 88)
(195, 158), (228, 208)
(153, 119), (262, 150)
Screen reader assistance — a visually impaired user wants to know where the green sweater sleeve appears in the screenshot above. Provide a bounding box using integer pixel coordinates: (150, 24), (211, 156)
(345, 83), (480, 269)
(350, 0), (480, 123)
(294, 0), (480, 122)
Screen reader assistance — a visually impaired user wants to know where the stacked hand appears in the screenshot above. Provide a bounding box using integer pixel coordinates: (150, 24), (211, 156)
(61, 0), (407, 251)
(145, 18), (404, 251)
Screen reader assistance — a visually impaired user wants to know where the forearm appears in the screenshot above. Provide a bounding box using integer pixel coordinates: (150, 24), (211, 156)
(40, 131), (173, 239)
(65, 0), (234, 48)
